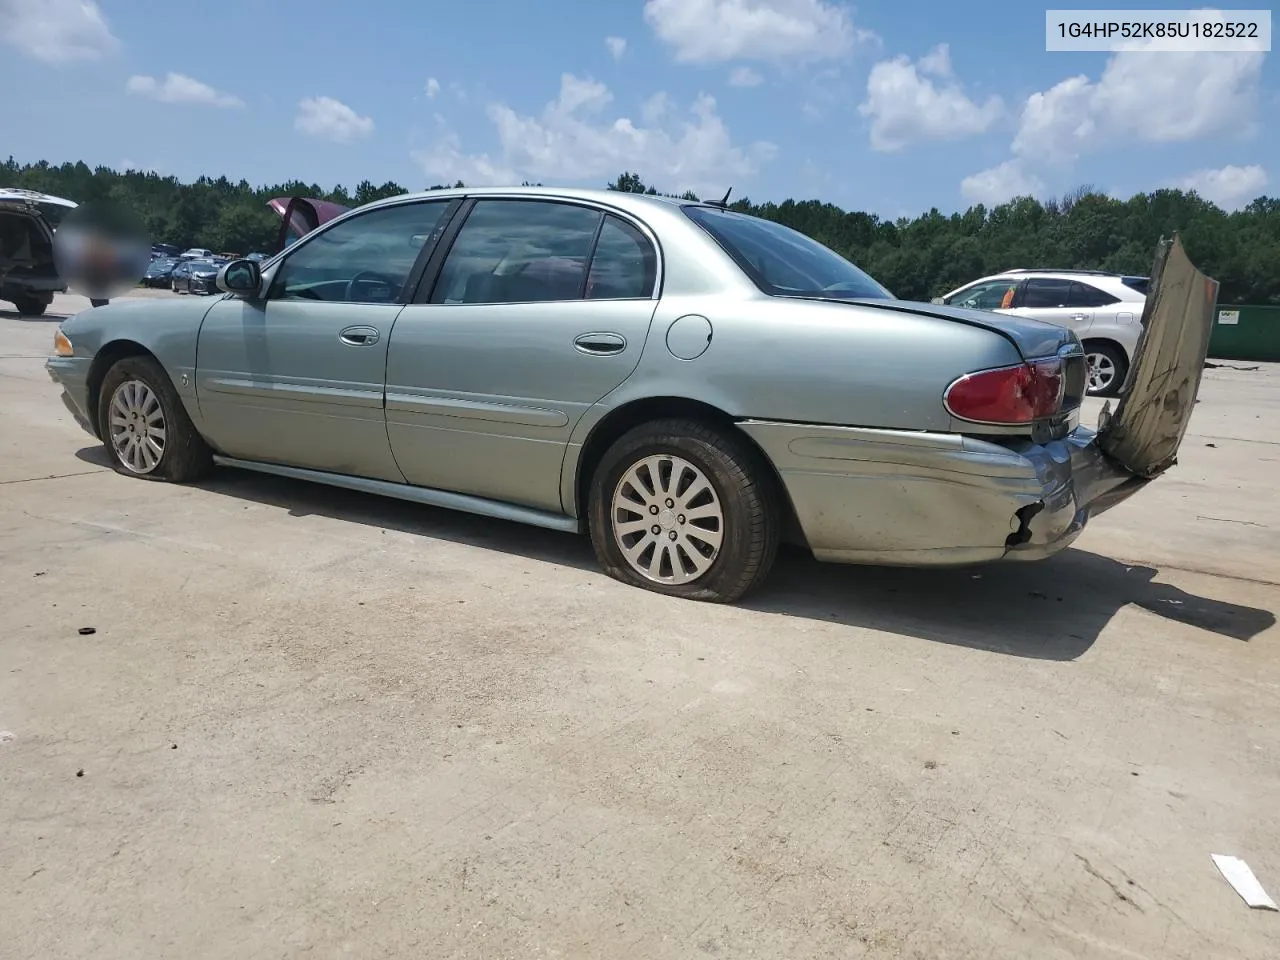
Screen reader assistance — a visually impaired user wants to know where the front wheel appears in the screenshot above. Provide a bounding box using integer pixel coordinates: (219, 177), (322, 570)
(587, 419), (779, 602)
(98, 355), (213, 482)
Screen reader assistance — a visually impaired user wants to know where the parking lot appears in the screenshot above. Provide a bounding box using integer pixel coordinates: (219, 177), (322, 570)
(2, 291), (1278, 959)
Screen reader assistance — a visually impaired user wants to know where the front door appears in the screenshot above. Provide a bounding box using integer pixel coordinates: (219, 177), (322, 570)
(385, 197), (660, 512)
(194, 198), (455, 480)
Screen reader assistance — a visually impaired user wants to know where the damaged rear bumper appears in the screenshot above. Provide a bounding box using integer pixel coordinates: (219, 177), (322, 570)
(738, 420), (1143, 567)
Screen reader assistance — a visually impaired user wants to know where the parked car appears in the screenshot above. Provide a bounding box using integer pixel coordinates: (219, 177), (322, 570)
(169, 258), (221, 295)
(44, 187), (1215, 603)
(179, 247), (213, 260)
(142, 257), (180, 287)
(0, 187), (76, 316)
(244, 251), (269, 262)
(934, 269), (1149, 397)
(152, 243), (181, 259)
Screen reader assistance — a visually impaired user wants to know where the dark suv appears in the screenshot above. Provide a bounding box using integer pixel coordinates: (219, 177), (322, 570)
(0, 188), (75, 316)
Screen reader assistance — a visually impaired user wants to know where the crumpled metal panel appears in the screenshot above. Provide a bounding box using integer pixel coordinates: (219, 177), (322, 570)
(1097, 234), (1219, 479)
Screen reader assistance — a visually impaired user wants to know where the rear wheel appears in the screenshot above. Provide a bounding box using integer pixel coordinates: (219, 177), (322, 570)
(13, 295), (47, 316)
(1083, 341), (1128, 398)
(588, 419), (779, 602)
(98, 355), (212, 482)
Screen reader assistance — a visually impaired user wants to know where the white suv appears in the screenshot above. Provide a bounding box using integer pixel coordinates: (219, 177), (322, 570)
(935, 269), (1148, 397)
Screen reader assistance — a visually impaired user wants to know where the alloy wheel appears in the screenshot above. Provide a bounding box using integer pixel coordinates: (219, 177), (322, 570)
(108, 379), (166, 474)
(1086, 351), (1117, 393)
(610, 454), (724, 585)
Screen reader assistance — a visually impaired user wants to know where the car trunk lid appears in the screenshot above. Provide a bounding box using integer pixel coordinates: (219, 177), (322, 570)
(1095, 233), (1217, 478)
(848, 297), (1080, 363)
(266, 197), (349, 254)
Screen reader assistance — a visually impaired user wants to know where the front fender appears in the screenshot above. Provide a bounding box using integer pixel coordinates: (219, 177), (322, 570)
(59, 296), (221, 429)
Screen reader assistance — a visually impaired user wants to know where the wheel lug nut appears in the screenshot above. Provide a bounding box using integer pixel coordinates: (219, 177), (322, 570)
(668, 531), (677, 541)
(665, 498), (674, 508)
(651, 525), (660, 535)
(678, 515), (685, 524)
(649, 505), (659, 515)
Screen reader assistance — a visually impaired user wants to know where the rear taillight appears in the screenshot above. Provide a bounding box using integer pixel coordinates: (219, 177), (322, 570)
(944, 359), (1065, 424)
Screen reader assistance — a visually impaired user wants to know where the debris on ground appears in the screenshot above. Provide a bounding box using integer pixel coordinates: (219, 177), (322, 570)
(1212, 854), (1278, 910)
(77, 627), (96, 636)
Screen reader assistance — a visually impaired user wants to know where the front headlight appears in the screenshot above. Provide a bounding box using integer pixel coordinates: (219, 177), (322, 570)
(53, 327), (74, 357)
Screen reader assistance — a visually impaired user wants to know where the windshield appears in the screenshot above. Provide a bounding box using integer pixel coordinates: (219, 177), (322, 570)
(683, 205), (893, 300)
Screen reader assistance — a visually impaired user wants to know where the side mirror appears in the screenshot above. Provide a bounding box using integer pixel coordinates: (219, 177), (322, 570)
(930, 296), (945, 304)
(217, 259), (262, 297)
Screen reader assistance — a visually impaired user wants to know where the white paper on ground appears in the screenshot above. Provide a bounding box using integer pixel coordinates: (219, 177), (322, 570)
(1212, 854), (1279, 910)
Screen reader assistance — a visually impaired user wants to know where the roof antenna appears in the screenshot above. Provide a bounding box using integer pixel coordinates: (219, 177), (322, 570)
(708, 186), (732, 209)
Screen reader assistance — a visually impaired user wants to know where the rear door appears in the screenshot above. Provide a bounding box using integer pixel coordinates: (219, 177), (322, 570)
(1011, 277), (1093, 335)
(1097, 234), (1217, 478)
(384, 197), (660, 512)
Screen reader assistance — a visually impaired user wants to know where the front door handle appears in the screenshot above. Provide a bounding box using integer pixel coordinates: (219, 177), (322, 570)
(1070, 313), (1089, 321)
(573, 332), (627, 356)
(339, 325), (380, 346)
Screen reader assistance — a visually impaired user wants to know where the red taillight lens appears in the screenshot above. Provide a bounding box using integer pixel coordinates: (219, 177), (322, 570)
(944, 359), (1065, 424)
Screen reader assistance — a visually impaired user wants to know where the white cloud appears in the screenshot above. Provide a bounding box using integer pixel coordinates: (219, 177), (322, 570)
(1175, 164), (1268, 210)
(413, 73), (775, 196)
(643, 0), (869, 64)
(426, 77), (441, 99)
(605, 36), (627, 60)
(126, 73), (243, 108)
(0, 0), (118, 62)
(1013, 48), (1264, 163)
(294, 96), (375, 143)
(728, 66), (763, 87)
(960, 160), (1045, 206)
(859, 44), (1004, 152)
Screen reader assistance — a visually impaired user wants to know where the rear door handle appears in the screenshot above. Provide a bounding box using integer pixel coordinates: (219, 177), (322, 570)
(573, 332), (627, 356)
(339, 325), (380, 346)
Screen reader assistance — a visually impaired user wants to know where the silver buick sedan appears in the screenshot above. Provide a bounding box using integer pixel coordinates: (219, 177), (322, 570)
(46, 187), (1215, 602)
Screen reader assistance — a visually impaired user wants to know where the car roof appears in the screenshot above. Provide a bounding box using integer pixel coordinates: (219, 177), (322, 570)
(958, 270), (1148, 299)
(0, 187), (78, 208)
(359, 185), (696, 218)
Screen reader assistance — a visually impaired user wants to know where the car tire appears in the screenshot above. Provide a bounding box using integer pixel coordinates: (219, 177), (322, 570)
(13, 296), (47, 317)
(1083, 341), (1128, 398)
(587, 418), (780, 603)
(98, 355), (213, 483)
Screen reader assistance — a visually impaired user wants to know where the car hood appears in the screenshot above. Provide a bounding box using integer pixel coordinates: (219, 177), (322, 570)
(841, 297), (1078, 361)
(1096, 233), (1216, 479)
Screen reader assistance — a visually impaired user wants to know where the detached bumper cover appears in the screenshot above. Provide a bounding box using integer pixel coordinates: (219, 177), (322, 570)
(739, 420), (1141, 567)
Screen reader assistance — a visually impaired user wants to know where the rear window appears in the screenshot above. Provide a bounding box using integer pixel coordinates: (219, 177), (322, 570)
(1121, 276), (1149, 295)
(683, 205), (892, 300)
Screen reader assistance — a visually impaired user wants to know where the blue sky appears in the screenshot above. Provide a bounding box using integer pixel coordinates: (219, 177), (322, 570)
(0, 1), (1274, 216)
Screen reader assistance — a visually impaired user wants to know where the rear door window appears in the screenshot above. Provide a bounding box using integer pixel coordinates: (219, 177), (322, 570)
(1068, 281), (1119, 307)
(585, 215), (657, 300)
(1021, 278), (1074, 308)
(430, 199), (603, 305)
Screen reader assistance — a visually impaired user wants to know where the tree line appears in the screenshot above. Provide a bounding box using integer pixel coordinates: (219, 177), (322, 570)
(4, 158), (1276, 304)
